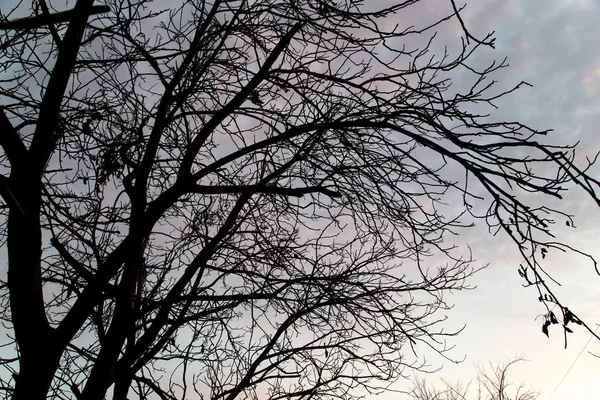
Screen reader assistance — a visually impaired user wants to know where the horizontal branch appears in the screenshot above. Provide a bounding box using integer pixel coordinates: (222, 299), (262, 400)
(0, 5), (110, 30)
(190, 184), (341, 198)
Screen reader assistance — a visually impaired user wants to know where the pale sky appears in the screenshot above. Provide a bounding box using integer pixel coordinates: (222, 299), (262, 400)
(389, 1), (600, 399)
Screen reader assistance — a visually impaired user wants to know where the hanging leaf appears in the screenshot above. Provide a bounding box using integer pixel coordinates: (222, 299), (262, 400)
(250, 91), (264, 106)
(564, 308), (573, 325)
(82, 120), (92, 135)
(542, 322), (550, 337)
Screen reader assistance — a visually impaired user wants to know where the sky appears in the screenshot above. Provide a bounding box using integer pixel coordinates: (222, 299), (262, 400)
(0, 0), (598, 399)
(389, 1), (600, 399)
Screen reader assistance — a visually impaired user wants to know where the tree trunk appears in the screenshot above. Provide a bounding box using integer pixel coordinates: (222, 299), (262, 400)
(7, 173), (62, 399)
(12, 348), (62, 400)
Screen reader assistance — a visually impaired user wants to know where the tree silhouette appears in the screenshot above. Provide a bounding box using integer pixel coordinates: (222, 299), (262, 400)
(410, 358), (538, 400)
(0, 1), (598, 399)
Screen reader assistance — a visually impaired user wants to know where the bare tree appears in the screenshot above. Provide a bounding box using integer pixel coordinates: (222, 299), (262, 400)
(0, 1), (598, 399)
(410, 358), (539, 400)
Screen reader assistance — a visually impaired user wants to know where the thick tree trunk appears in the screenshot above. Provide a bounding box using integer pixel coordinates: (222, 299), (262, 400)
(112, 374), (133, 400)
(12, 348), (62, 400)
(7, 177), (62, 399)
(5, 2), (102, 397)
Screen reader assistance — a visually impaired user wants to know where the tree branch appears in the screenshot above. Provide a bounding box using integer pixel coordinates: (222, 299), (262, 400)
(0, 109), (27, 167)
(190, 184), (341, 198)
(28, 0), (100, 174)
(0, 5), (110, 30)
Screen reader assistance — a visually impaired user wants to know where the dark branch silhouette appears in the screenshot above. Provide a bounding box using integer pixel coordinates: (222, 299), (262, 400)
(410, 358), (538, 400)
(0, 5), (110, 30)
